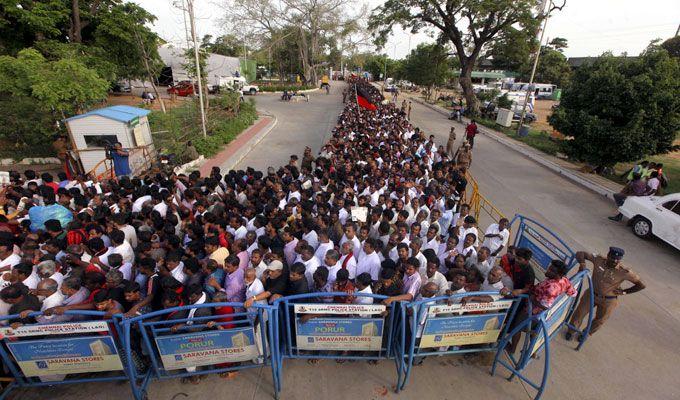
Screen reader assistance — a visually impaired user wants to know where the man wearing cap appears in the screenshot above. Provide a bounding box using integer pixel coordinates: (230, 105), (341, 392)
(244, 260), (287, 307)
(566, 247), (645, 339)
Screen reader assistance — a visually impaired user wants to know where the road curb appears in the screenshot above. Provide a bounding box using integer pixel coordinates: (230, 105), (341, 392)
(408, 95), (617, 200)
(200, 115), (278, 175)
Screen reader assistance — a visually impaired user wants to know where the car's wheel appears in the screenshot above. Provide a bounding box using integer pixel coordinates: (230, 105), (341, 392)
(632, 217), (653, 239)
(250, 88), (257, 95)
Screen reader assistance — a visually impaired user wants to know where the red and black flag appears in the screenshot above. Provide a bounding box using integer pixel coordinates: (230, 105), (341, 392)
(356, 85), (378, 111)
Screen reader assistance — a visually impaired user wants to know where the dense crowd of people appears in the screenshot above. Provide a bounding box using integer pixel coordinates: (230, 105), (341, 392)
(0, 78), (583, 380)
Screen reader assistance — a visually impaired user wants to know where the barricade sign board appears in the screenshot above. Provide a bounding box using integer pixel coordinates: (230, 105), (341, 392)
(420, 300), (514, 348)
(7, 336), (123, 377)
(0, 321), (110, 338)
(155, 327), (260, 370)
(296, 318), (384, 351)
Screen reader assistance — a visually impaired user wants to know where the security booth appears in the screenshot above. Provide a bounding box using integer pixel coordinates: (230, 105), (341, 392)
(64, 105), (156, 180)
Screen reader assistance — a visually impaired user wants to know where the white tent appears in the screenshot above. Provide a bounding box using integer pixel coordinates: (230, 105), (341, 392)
(158, 45), (241, 87)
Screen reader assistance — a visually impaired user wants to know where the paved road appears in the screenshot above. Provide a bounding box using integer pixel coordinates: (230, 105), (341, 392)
(19, 83), (679, 400)
(221, 87), (345, 172)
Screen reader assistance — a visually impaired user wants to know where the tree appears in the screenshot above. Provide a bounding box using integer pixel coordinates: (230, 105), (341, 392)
(202, 34), (241, 57)
(661, 36), (680, 58)
(533, 45), (571, 87)
(370, 0), (545, 115)
(362, 54), (399, 80)
(488, 27), (535, 73)
(549, 48), (680, 167)
(0, 48), (108, 115)
(222, 0), (363, 83)
(0, 95), (56, 150)
(402, 43), (453, 101)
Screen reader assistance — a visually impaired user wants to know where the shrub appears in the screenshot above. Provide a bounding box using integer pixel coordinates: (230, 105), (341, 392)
(149, 92), (257, 159)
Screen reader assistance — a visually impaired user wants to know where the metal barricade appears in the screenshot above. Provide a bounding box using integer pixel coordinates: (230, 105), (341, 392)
(397, 292), (527, 391)
(272, 292), (402, 392)
(491, 271), (594, 400)
(0, 310), (130, 399)
(119, 302), (280, 400)
(509, 214), (577, 274)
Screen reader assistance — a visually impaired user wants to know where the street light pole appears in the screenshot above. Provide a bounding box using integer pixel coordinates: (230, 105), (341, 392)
(187, 0), (208, 138)
(517, 0), (552, 135)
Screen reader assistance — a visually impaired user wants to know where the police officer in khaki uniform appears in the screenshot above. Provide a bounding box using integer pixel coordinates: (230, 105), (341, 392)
(566, 247), (645, 340)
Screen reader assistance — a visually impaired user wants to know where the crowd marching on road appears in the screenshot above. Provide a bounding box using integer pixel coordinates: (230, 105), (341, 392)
(0, 78), (645, 387)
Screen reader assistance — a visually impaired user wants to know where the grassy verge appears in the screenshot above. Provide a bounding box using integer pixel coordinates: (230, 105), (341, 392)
(606, 156), (680, 194)
(148, 92), (258, 159)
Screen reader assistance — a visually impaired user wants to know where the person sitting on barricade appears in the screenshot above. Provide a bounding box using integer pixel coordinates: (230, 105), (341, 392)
(502, 260), (576, 354)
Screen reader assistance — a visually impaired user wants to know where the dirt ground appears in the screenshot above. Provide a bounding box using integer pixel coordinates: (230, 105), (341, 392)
(533, 99), (557, 132)
(107, 93), (188, 110)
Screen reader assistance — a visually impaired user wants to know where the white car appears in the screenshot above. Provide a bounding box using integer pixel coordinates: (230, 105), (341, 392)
(618, 193), (680, 250)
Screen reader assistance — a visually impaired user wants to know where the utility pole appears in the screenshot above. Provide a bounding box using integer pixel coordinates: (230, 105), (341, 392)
(187, 0), (208, 138)
(517, 0), (552, 135)
(181, 0), (191, 48)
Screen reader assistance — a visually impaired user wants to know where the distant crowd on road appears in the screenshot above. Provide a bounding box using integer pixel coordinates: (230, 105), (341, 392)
(0, 77), (643, 384)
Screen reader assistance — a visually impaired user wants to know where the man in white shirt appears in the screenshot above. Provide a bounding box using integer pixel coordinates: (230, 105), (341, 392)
(423, 259), (448, 296)
(354, 273), (374, 305)
(15, 263), (41, 290)
(244, 268), (267, 318)
(457, 216), (479, 252)
(314, 231), (334, 263)
(324, 249), (342, 286)
(229, 216), (248, 241)
(339, 223), (361, 259)
(301, 222), (319, 250)
(109, 230), (134, 264)
(37, 260), (64, 288)
(35, 279), (65, 322)
(113, 214), (137, 249)
(248, 250), (268, 279)
(409, 237), (428, 276)
(300, 245), (320, 288)
(165, 253), (187, 284)
(0, 243), (21, 273)
(356, 239), (381, 281)
(482, 218), (510, 264)
(152, 192), (170, 218)
(338, 241), (357, 280)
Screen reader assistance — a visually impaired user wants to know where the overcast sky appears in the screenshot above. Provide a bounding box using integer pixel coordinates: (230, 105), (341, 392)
(133, 0), (679, 59)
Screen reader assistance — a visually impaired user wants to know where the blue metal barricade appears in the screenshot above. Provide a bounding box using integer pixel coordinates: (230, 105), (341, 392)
(491, 271), (594, 400)
(509, 214), (577, 273)
(397, 292), (528, 391)
(0, 310), (130, 399)
(119, 302), (280, 400)
(272, 292), (402, 392)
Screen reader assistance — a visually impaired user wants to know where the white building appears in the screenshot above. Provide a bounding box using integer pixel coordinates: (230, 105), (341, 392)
(64, 105), (155, 178)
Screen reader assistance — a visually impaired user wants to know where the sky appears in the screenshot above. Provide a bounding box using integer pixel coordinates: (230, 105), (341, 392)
(133, 0), (680, 59)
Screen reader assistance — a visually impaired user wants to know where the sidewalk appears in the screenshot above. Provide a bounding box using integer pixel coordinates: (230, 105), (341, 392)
(199, 115), (277, 175)
(402, 91), (622, 199)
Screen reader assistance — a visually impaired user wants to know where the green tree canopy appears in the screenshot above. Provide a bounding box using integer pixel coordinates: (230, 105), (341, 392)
(0, 48), (108, 114)
(402, 43), (453, 88)
(549, 47), (680, 167)
(661, 36), (680, 58)
(370, 0), (542, 115)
